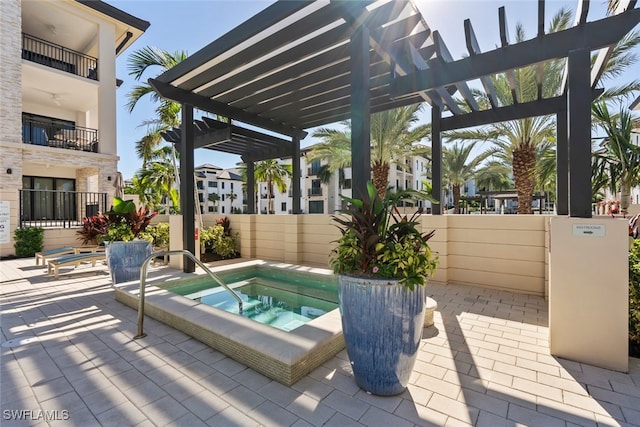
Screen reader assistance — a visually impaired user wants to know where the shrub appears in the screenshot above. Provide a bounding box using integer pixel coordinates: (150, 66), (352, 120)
(76, 198), (157, 244)
(77, 214), (110, 245)
(139, 223), (170, 248)
(14, 227), (44, 257)
(200, 224), (238, 259)
(630, 240), (640, 347)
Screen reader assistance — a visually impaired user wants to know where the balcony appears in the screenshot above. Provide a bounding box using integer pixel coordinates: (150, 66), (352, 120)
(22, 116), (99, 152)
(308, 188), (323, 196)
(19, 189), (108, 228)
(22, 33), (98, 81)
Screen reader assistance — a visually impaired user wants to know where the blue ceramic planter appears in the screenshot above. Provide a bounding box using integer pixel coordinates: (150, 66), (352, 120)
(338, 275), (426, 396)
(105, 240), (152, 284)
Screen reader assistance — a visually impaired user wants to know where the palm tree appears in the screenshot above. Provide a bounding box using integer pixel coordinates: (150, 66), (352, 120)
(126, 46), (187, 196)
(475, 160), (512, 192)
(591, 101), (640, 216)
(226, 192), (238, 212)
(442, 142), (491, 213)
(446, 7), (639, 214)
(208, 192), (220, 213)
(309, 105), (431, 198)
(370, 105), (431, 197)
(254, 160), (292, 214)
(137, 146), (180, 213)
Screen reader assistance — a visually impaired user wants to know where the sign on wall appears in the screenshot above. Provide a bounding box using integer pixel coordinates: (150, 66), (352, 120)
(0, 201), (10, 243)
(572, 223), (606, 237)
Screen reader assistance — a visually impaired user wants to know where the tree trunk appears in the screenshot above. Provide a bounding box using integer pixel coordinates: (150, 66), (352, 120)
(453, 184), (461, 214)
(372, 160), (389, 199)
(621, 182), (631, 217)
(512, 145), (536, 214)
(268, 181), (274, 214)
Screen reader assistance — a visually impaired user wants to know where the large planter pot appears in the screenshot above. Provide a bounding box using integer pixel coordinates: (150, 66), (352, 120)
(105, 240), (152, 284)
(338, 275), (426, 396)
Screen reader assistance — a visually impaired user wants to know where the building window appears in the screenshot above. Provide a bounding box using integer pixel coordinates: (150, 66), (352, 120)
(308, 200), (324, 214)
(309, 179), (322, 196)
(222, 182), (225, 189)
(221, 206), (225, 213)
(197, 181), (204, 190)
(231, 182), (234, 190)
(208, 206), (215, 212)
(21, 176), (76, 221)
(198, 194), (204, 202)
(281, 202), (287, 212)
(342, 179), (352, 189)
(208, 181), (216, 188)
(222, 194), (225, 201)
(309, 160), (321, 175)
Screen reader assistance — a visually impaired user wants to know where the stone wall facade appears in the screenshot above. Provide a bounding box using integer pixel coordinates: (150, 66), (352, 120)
(0, 0), (22, 257)
(0, 0), (119, 257)
(0, 0), (21, 147)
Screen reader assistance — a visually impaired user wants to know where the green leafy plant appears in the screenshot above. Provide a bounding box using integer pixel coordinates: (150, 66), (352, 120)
(139, 223), (170, 247)
(200, 224), (239, 259)
(13, 227), (44, 257)
(629, 240), (640, 350)
(75, 198), (157, 243)
(330, 182), (438, 290)
(104, 197), (157, 241)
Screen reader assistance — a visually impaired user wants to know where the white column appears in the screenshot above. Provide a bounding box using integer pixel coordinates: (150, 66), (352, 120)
(97, 21), (117, 157)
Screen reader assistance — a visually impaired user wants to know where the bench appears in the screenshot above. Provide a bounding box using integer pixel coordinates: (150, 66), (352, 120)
(35, 245), (105, 265)
(35, 247), (75, 265)
(47, 252), (106, 280)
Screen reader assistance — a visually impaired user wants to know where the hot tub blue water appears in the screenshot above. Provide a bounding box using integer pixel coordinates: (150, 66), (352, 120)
(161, 266), (338, 332)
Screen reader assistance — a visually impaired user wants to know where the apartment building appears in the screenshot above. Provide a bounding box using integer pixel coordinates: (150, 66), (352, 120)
(195, 164), (244, 215)
(217, 148), (434, 215)
(0, 0), (148, 254)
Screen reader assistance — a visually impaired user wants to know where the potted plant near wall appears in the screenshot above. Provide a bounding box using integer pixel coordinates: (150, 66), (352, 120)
(77, 197), (157, 284)
(330, 182), (438, 396)
(103, 197), (157, 284)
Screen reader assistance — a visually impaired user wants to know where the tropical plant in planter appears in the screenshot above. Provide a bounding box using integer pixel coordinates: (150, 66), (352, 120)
(77, 198), (157, 284)
(330, 182), (438, 396)
(103, 197), (157, 284)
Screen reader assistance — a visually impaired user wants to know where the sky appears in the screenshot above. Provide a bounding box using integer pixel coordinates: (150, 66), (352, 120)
(109, 0), (635, 180)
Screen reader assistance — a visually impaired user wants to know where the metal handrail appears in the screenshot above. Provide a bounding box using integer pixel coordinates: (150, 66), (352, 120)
(134, 249), (243, 339)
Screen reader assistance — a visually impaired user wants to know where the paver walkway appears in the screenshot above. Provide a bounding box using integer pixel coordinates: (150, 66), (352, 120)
(1, 257), (639, 426)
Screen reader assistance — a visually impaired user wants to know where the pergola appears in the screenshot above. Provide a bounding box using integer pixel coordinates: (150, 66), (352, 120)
(150, 0), (639, 272)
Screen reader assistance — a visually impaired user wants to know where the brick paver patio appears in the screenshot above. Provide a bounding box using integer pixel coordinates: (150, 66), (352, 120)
(1, 257), (639, 426)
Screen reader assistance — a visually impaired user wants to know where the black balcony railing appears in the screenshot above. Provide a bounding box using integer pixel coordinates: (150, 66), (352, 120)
(22, 116), (99, 152)
(22, 33), (98, 81)
(308, 188), (323, 196)
(19, 189), (108, 228)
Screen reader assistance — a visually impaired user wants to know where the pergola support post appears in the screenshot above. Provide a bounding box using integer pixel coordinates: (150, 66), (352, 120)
(567, 49), (592, 218)
(350, 24), (371, 200)
(180, 103), (196, 273)
(431, 105), (442, 215)
(246, 161), (255, 214)
(292, 138), (301, 214)
(556, 110), (568, 215)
